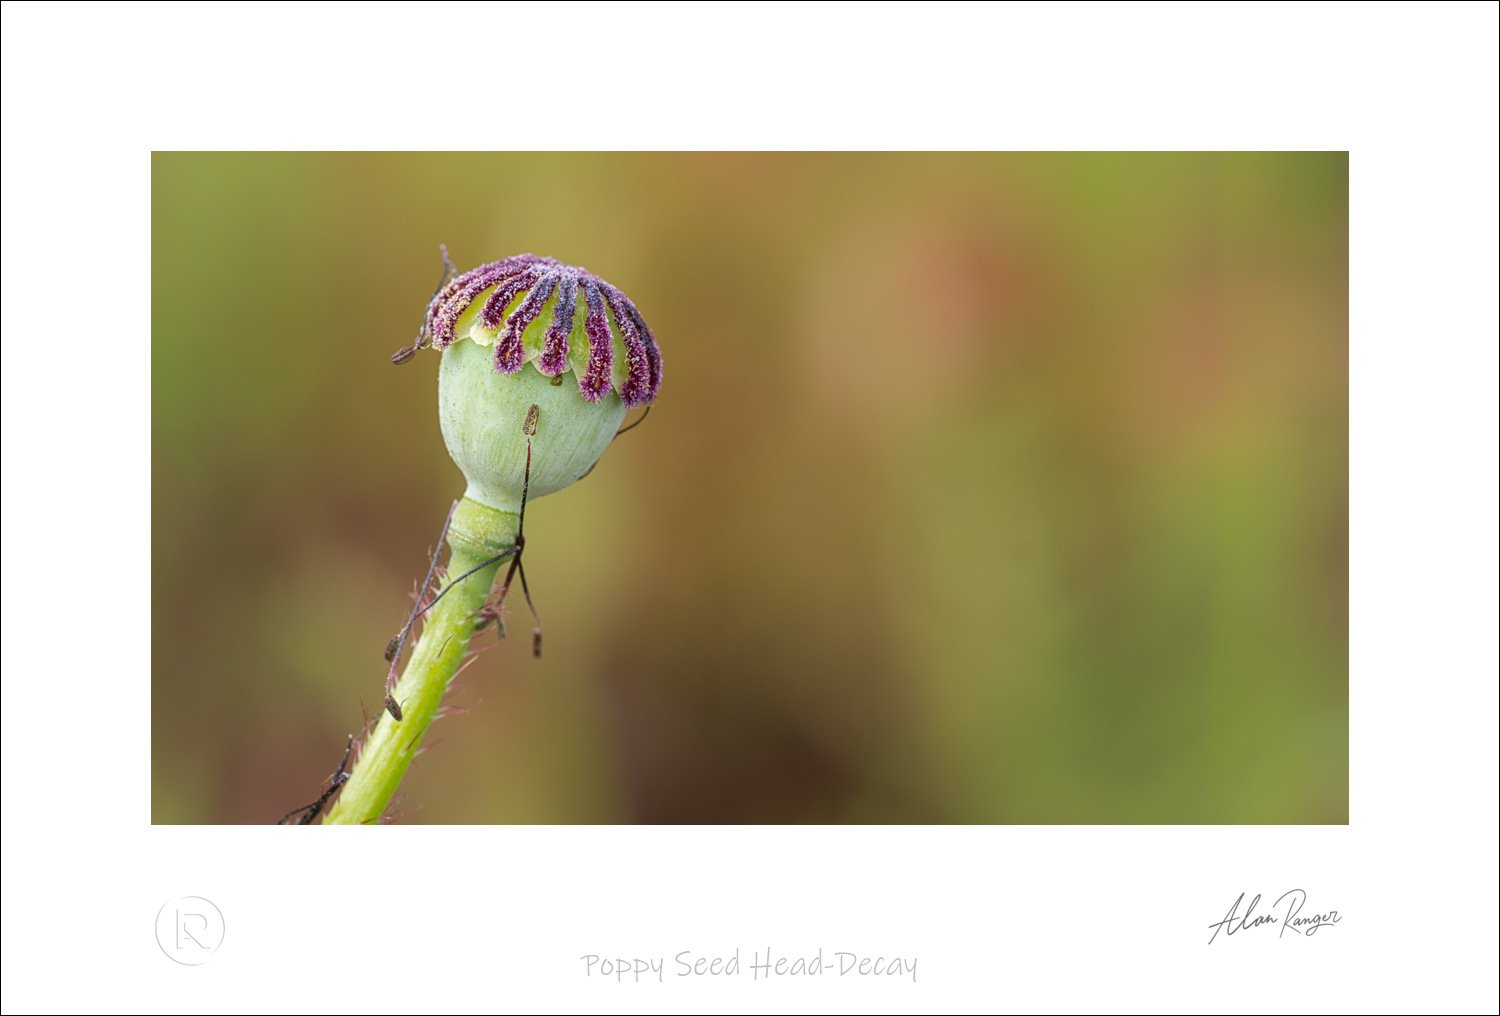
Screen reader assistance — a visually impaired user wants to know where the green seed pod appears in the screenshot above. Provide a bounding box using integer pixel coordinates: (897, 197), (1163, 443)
(415, 253), (663, 511)
(438, 341), (625, 511)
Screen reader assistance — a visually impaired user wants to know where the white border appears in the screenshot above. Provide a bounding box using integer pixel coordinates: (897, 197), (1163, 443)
(3, 2), (1497, 1013)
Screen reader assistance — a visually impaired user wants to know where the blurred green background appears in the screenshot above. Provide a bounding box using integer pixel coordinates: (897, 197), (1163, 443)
(152, 152), (1347, 824)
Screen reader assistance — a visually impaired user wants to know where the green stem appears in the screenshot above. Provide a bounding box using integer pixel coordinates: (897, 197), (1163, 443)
(324, 497), (518, 824)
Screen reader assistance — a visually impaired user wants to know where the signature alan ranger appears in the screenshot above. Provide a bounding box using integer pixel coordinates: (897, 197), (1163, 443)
(1207, 890), (1342, 944)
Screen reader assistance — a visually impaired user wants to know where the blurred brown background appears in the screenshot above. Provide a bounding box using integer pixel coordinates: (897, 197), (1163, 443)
(152, 152), (1347, 823)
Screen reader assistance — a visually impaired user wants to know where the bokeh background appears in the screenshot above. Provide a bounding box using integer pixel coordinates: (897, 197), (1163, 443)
(152, 152), (1347, 824)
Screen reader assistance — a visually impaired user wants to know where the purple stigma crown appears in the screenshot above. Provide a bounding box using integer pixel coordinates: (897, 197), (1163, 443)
(417, 254), (662, 408)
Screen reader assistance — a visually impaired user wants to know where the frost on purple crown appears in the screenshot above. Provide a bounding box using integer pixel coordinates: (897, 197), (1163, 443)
(420, 254), (662, 407)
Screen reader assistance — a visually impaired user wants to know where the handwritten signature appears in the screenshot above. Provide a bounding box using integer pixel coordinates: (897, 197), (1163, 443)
(1207, 890), (1341, 944)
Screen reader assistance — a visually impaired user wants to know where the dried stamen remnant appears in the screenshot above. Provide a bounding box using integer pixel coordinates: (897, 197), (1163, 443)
(431, 259), (537, 349)
(538, 274), (578, 376)
(579, 279), (615, 401)
(605, 287), (655, 406)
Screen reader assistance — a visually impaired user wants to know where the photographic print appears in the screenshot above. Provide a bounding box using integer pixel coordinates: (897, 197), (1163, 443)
(151, 151), (1349, 825)
(7, 6), (1498, 1015)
